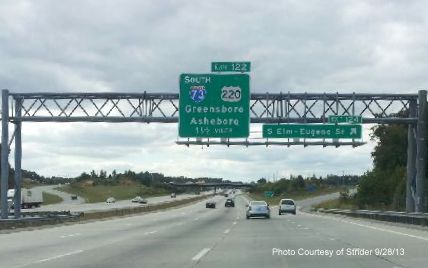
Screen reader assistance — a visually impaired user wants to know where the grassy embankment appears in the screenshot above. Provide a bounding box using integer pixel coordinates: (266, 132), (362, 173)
(42, 192), (64, 205)
(56, 181), (169, 203)
(22, 179), (41, 189)
(312, 198), (358, 210)
(312, 197), (402, 211)
(248, 186), (348, 206)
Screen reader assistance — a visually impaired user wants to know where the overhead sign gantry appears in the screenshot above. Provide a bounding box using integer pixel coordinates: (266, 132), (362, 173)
(0, 61), (426, 218)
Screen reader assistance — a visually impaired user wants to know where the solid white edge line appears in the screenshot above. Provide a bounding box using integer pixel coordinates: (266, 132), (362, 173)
(224, 229), (230, 234)
(35, 250), (84, 263)
(310, 212), (428, 242)
(192, 248), (211, 261)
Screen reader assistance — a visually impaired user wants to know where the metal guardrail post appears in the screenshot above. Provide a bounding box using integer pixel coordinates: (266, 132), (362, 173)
(1, 89), (9, 219)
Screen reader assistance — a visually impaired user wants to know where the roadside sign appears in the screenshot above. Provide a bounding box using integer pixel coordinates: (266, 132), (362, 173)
(328, 115), (362, 124)
(211, 62), (251, 73)
(264, 191), (274, 198)
(263, 124), (362, 139)
(179, 73), (250, 138)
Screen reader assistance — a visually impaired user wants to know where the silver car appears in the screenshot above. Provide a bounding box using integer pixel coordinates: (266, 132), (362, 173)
(246, 201), (270, 219)
(131, 196), (147, 204)
(278, 198), (296, 215)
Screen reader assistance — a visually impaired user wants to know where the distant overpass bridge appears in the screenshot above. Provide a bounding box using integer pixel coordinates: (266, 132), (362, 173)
(168, 182), (253, 193)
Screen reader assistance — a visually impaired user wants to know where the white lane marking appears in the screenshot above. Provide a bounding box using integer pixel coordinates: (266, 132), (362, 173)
(60, 233), (80, 238)
(236, 216), (240, 220)
(311, 213), (428, 242)
(304, 227), (310, 230)
(224, 229), (230, 234)
(35, 250), (83, 263)
(297, 225), (302, 227)
(192, 248), (211, 262)
(194, 217), (200, 221)
(329, 238), (335, 241)
(345, 220), (428, 241)
(181, 212), (186, 215)
(144, 230), (158, 235)
(233, 221), (237, 225)
(126, 223), (133, 226)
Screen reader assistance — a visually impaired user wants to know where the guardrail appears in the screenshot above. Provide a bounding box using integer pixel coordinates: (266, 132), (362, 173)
(10, 211), (81, 218)
(316, 208), (428, 226)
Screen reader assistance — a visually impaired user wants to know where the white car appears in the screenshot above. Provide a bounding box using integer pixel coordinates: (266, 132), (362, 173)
(278, 199), (296, 215)
(106, 197), (116, 203)
(131, 196), (147, 204)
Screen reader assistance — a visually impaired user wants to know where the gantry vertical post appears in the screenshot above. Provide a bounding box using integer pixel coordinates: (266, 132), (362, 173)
(1, 89), (9, 219)
(415, 90), (427, 212)
(406, 99), (417, 212)
(14, 97), (22, 218)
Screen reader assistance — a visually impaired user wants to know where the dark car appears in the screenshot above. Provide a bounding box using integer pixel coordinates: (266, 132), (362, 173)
(206, 201), (216, 208)
(225, 198), (235, 207)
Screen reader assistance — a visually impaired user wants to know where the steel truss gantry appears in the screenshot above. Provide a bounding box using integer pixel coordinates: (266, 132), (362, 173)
(0, 90), (426, 219)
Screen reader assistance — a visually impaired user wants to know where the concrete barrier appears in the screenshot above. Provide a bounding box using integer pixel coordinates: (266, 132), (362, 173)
(317, 208), (428, 226)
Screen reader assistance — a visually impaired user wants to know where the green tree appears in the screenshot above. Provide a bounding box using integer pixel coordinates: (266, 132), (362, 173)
(257, 178), (267, 184)
(356, 108), (428, 210)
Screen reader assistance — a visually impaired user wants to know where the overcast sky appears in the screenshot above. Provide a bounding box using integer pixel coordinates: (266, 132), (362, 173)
(1, 0), (427, 181)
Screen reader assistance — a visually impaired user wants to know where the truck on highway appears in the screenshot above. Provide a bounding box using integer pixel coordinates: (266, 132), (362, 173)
(7, 188), (43, 209)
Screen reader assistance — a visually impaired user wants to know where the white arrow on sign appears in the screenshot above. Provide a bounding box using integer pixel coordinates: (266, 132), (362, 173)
(350, 128), (357, 135)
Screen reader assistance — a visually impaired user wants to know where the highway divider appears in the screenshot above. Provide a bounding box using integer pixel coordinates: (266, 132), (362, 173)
(316, 208), (428, 226)
(0, 194), (213, 230)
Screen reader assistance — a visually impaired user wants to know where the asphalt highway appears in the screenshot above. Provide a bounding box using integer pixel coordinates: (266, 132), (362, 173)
(1, 192), (428, 268)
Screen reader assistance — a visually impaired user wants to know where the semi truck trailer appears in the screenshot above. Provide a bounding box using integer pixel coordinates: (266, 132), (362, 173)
(7, 188), (43, 209)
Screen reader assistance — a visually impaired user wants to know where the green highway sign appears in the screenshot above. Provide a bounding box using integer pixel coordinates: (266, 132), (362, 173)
(179, 73), (250, 138)
(263, 124), (362, 139)
(328, 115), (362, 124)
(211, 62), (251, 72)
(264, 191), (274, 198)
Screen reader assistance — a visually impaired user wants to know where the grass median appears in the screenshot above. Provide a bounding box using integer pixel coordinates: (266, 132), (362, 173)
(56, 184), (169, 203)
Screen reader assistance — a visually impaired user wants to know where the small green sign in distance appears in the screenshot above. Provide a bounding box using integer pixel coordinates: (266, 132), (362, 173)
(263, 124), (362, 139)
(328, 115), (362, 124)
(179, 73), (250, 138)
(211, 62), (251, 72)
(264, 191), (274, 198)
